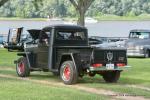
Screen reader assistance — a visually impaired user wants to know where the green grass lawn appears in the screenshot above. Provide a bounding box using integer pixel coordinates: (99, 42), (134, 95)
(0, 49), (17, 67)
(0, 48), (150, 99)
(0, 49), (109, 100)
(0, 77), (109, 100)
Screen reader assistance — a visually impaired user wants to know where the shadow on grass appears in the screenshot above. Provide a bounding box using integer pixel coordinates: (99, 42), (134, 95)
(29, 72), (61, 82)
(128, 56), (145, 58)
(78, 75), (150, 86)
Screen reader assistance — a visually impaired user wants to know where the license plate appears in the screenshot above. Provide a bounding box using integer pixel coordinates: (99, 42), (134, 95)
(106, 64), (114, 70)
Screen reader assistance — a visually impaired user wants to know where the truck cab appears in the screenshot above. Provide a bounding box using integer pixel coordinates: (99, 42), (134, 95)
(5, 25), (130, 85)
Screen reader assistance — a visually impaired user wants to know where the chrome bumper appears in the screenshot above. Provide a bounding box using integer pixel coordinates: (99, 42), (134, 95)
(127, 49), (144, 57)
(89, 66), (131, 71)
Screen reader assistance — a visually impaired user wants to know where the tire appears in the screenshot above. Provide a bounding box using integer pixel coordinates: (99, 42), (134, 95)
(144, 50), (149, 58)
(102, 71), (120, 83)
(60, 61), (78, 85)
(16, 57), (30, 77)
(88, 72), (96, 77)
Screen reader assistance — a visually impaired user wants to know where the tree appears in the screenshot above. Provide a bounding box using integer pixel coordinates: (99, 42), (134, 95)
(0, 0), (9, 7)
(69, 0), (95, 26)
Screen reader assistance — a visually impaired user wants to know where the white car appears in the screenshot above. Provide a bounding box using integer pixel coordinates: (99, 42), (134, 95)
(85, 17), (98, 23)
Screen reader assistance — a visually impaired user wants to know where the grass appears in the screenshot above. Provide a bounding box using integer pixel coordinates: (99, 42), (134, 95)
(0, 48), (150, 99)
(0, 48), (109, 100)
(0, 49), (17, 67)
(0, 77), (108, 100)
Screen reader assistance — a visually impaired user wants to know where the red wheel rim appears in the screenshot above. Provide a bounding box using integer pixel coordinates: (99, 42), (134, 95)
(18, 62), (25, 74)
(63, 64), (71, 81)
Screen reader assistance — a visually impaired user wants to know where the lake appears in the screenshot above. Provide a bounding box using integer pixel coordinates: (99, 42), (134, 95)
(1, 20), (150, 38)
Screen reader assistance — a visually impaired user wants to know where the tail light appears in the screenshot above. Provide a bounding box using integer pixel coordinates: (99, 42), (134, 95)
(92, 63), (103, 68)
(117, 63), (126, 67)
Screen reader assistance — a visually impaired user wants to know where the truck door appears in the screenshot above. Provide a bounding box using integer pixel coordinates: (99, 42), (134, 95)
(37, 30), (51, 68)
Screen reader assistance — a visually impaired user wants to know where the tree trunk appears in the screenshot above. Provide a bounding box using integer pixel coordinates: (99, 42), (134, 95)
(69, 0), (94, 26)
(77, 9), (85, 26)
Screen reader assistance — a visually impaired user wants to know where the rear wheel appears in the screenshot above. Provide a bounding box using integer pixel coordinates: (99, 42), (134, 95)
(60, 61), (78, 85)
(102, 71), (120, 83)
(16, 57), (30, 77)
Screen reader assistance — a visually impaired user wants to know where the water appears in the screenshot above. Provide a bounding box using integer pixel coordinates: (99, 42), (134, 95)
(0, 36), (3, 43)
(1, 20), (150, 38)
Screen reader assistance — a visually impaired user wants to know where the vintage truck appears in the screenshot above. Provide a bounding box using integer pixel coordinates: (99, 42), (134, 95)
(126, 29), (150, 58)
(4, 25), (130, 85)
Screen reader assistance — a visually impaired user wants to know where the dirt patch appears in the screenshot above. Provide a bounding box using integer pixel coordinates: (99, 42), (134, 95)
(0, 67), (15, 71)
(125, 85), (150, 91)
(0, 74), (149, 100)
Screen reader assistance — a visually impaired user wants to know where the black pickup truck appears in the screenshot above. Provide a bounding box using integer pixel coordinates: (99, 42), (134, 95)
(4, 25), (130, 85)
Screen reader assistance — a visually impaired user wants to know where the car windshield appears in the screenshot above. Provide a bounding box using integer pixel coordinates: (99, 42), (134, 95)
(56, 31), (86, 40)
(129, 32), (150, 39)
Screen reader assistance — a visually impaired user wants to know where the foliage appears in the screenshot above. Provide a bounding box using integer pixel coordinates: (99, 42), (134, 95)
(0, 0), (9, 7)
(0, 0), (150, 18)
(88, 0), (150, 17)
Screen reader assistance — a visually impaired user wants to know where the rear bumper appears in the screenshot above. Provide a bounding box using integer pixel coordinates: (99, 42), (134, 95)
(89, 66), (131, 71)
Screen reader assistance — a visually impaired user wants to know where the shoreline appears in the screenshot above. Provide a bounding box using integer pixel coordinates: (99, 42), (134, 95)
(1, 17), (150, 21)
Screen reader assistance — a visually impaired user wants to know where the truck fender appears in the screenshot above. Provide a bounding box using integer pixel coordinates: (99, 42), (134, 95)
(15, 52), (31, 68)
(59, 53), (83, 75)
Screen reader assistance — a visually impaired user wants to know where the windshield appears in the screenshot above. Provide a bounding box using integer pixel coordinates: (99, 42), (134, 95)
(129, 32), (150, 39)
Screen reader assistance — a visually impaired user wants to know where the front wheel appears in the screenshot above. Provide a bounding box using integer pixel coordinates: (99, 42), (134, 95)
(60, 61), (78, 85)
(16, 57), (30, 77)
(144, 50), (149, 58)
(102, 71), (120, 83)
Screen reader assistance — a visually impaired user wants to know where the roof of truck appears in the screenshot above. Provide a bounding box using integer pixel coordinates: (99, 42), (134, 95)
(43, 24), (87, 30)
(130, 29), (150, 32)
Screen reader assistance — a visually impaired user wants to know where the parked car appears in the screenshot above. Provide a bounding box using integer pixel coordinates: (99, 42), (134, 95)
(4, 25), (130, 85)
(89, 36), (126, 47)
(0, 36), (3, 44)
(85, 17), (98, 23)
(126, 29), (150, 57)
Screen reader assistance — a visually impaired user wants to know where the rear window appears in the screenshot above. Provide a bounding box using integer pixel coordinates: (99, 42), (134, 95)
(129, 32), (150, 39)
(56, 31), (86, 40)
